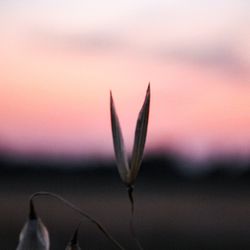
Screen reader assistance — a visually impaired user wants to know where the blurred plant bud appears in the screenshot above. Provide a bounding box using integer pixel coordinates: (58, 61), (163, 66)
(65, 224), (81, 250)
(16, 200), (50, 250)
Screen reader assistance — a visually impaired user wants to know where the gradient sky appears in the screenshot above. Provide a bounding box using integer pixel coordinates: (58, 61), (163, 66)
(0, 0), (249, 159)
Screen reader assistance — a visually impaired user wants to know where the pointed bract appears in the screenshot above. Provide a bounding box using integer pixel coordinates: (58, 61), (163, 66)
(129, 84), (150, 184)
(16, 201), (50, 250)
(65, 224), (81, 250)
(110, 91), (130, 185)
(110, 84), (150, 186)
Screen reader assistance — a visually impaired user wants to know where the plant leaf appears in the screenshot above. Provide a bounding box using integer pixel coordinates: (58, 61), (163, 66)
(129, 84), (150, 184)
(110, 91), (130, 185)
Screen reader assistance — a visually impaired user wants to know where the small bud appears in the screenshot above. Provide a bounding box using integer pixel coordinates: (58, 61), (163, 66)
(16, 200), (50, 250)
(65, 224), (81, 250)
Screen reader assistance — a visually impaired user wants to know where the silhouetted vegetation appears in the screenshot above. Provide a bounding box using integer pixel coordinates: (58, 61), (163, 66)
(0, 150), (250, 184)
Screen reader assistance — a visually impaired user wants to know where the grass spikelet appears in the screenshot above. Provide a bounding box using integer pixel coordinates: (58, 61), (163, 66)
(16, 200), (50, 250)
(110, 84), (151, 250)
(65, 223), (82, 250)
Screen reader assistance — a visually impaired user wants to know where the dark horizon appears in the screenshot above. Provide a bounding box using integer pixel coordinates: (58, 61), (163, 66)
(2, 151), (250, 250)
(1, 148), (250, 182)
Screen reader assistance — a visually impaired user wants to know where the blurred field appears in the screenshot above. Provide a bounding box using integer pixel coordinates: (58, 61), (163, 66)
(1, 162), (250, 250)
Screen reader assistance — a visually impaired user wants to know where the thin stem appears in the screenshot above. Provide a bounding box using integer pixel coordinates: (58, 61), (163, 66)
(30, 191), (126, 250)
(127, 186), (144, 250)
(29, 199), (37, 220)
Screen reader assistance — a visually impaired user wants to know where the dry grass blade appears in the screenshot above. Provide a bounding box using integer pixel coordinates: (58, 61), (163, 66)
(110, 91), (130, 185)
(129, 84), (150, 184)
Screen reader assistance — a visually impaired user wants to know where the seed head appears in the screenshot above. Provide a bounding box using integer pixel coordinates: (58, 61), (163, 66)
(65, 224), (81, 250)
(110, 84), (150, 186)
(16, 200), (50, 250)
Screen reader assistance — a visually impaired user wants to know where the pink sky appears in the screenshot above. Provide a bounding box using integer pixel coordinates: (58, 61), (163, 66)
(0, 1), (249, 158)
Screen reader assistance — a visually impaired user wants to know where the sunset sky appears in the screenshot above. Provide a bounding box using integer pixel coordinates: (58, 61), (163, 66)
(0, 1), (249, 159)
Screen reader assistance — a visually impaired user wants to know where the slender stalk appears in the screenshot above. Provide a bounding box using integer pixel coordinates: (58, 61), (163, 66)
(30, 192), (126, 250)
(127, 186), (144, 250)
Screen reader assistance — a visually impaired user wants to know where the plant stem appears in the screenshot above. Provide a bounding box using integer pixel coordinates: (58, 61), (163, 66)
(30, 191), (126, 250)
(127, 186), (144, 250)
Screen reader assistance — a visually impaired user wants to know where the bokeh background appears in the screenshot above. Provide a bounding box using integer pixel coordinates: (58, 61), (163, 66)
(0, 1), (250, 249)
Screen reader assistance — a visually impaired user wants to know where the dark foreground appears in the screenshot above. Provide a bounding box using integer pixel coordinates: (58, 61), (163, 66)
(1, 159), (250, 250)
